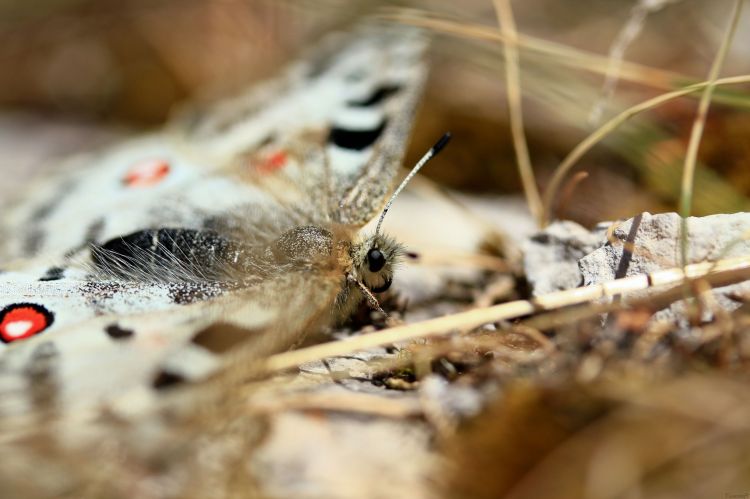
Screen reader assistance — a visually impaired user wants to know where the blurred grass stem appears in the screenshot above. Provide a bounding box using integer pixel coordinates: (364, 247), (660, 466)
(678, 0), (743, 265)
(541, 74), (750, 224)
(492, 0), (544, 226)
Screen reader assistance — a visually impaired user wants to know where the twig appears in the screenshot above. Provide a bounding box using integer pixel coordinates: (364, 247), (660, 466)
(247, 391), (422, 418)
(263, 255), (750, 372)
(381, 9), (680, 91)
(589, 0), (678, 125)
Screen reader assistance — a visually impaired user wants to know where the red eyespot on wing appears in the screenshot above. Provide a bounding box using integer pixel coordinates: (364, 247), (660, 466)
(0, 303), (54, 343)
(123, 159), (170, 187)
(256, 151), (288, 174)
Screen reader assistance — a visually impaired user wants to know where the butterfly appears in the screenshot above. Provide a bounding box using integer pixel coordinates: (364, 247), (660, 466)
(0, 21), (441, 416)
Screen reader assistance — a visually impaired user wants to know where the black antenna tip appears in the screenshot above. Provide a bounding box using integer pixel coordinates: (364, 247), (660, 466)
(431, 132), (452, 155)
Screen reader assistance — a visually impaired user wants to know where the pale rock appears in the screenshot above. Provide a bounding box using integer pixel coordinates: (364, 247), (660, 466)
(522, 220), (607, 295)
(523, 212), (750, 325)
(579, 212), (750, 324)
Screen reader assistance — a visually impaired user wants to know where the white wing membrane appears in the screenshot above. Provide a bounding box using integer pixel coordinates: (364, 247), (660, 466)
(0, 136), (284, 261)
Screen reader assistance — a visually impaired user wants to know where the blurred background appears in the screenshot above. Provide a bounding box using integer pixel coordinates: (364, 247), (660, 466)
(5, 2), (750, 498)
(2, 0), (750, 227)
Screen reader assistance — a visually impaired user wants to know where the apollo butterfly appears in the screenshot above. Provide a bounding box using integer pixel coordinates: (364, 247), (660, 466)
(0, 21), (434, 418)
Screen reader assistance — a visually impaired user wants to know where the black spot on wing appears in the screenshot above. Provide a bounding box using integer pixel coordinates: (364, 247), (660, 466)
(39, 266), (65, 281)
(25, 342), (58, 377)
(347, 85), (401, 107)
(63, 217), (106, 259)
(23, 229), (44, 255)
(191, 322), (259, 354)
(105, 323), (134, 340)
(22, 180), (78, 255)
(345, 69), (367, 82)
(258, 132), (277, 147)
(31, 201), (58, 222)
(152, 370), (186, 390)
(26, 342), (60, 412)
(91, 228), (237, 281)
(29, 180), (74, 222)
(328, 120), (387, 151)
(84, 217), (106, 242)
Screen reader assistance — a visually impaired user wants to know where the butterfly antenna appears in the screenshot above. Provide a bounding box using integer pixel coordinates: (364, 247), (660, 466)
(375, 132), (452, 237)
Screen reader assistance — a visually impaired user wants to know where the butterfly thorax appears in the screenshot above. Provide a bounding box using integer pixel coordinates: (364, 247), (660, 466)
(265, 224), (404, 323)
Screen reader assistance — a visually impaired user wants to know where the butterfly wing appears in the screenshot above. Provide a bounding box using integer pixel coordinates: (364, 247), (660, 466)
(0, 269), (341, 416)
(0, 22), (427, 263)
(0, 135), (286, 262)
(177, 22), (428, 224)
(0, 21), (428, 414)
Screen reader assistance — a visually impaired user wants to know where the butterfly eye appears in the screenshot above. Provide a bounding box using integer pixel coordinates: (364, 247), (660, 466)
(367, 248), (386, 272)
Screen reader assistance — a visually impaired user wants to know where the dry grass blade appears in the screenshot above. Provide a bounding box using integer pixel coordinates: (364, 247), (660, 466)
(492, 0), (543, 226)
(247, 391), (422, 418)
(588, 0), (677, 125)
(380, 8), (682, 91)
(555, 171), (589, 221)
(414, 249), (508, 271)
(679, 0), (744, 265)
(264, 255), (750, 372)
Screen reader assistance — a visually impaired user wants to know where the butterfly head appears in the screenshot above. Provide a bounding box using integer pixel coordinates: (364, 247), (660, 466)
(339, 133), (451, 317)
(352, 233), (404, 293)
